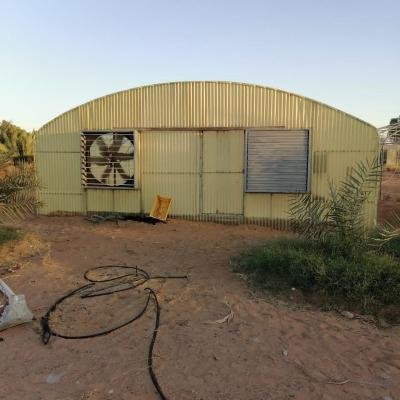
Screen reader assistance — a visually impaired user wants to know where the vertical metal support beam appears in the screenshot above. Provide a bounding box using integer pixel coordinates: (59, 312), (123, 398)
(199, 130), (204, 214)
(242, 130), (247, 217)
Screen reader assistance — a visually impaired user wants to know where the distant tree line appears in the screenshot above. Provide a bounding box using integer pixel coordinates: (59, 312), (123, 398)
(0, 120), (34, 162)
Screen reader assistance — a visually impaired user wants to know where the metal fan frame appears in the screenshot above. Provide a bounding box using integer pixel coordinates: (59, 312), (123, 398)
(81, 131), (135, 189)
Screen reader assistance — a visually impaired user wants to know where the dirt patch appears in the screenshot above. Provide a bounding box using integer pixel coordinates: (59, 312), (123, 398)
(379, 171), (400, 223)
(0, 231), (46, 277)
(0, 216), (399, 400)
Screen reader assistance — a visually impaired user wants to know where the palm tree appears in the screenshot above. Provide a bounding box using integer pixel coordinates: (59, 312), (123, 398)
(0, 120), (34, 160)
(0, 152), (40, 220)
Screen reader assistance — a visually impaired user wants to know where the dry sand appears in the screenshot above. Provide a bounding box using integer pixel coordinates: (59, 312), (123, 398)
(0, 216), (399, 400)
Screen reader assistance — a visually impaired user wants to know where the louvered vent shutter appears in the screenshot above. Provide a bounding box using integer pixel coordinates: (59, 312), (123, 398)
(246, 130), (309, 193)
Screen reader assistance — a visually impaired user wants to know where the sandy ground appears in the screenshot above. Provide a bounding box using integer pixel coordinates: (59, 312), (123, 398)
(379, 171), (400, 223)
(0, 217), (399, 400)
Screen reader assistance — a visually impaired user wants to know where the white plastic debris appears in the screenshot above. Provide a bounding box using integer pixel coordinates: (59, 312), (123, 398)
(0, 280), (33, 332)
(46, 371), (65, 384)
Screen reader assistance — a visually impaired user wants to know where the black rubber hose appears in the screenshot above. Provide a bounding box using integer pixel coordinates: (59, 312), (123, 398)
(146, 288), (167, 400)
(40, 265), (188, 400)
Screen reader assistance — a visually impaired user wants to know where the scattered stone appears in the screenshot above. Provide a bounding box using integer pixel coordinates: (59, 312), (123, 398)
(282, 349), (288, 357)
(340, 311), (354, 319)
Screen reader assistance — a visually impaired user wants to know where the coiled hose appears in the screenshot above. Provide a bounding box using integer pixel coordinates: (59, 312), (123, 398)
(41, 265), (188, 400)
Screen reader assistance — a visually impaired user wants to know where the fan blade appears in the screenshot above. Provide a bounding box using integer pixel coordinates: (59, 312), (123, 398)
(114, 152), (134, 160)
(101, 165), (113, 184)
(111, 134), (124, 153)
(97, 136), (110, 157)
(115, 162), (132, 180)
(88, 156), (107, 165)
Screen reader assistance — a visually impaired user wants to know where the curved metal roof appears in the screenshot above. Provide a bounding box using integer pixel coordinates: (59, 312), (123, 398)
(38, 81), (375, 131)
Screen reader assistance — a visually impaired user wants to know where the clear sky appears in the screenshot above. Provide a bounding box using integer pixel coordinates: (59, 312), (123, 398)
(1, 0), (399, 131)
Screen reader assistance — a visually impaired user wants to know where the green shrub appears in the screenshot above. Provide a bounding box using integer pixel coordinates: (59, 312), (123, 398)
(0, 226), (19, 246)
(233, 238), (400, 314)
(380, 236), (400, 258)
(235, 158), (400, 317)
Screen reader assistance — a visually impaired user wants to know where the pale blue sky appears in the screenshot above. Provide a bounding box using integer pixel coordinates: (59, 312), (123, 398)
(1, 0), (399, 131)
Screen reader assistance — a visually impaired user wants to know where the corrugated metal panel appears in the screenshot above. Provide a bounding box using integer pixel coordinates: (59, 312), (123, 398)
(246, 130), (309, 193)
(36, 131), (80, 153)
(203, 174), (243, 214)
(86, 189), (113, 212)
(36, 153), (82, 194)
(36, 81), (379, 228)
(114, 190), (141, 213)
(386, 146), (400, 169)
(75, 82), (376, 132)
(86, 189), (141, 213)
(39, 107), (81, 136)
(244, 194), (272, 219)
(202, 130), (244, 214)
(38, 193), (82, 214)
(141, 131), (200, 216)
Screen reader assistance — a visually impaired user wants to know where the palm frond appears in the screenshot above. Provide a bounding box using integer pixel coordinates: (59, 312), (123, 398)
(0, 152), (40, 222)
(289, 157), (380, 244)
(289, 193), (330, 240)
(374, 213), (400, 246)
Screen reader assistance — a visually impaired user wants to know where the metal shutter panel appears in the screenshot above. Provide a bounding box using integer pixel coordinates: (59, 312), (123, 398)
(246, 130), (309, 193)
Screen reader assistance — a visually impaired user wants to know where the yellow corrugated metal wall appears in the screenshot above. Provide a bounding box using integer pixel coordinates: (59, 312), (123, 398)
(36, 81), (379, 227)
(385, 145), (400, 169)
(202, 130), (244, 216)
(141, 130), (201, 217)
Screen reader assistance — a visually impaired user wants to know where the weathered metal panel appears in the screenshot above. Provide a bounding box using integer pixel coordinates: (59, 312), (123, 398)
(39, 107), (81, 136)
(36, 131), (80, 153)
(202, 130), (243, 172)
(246, 130), (309, 193)
(36, 81), (379, 228)
(202, 174), (243, 215)
(86, 189), (141, 213)
(38, 193), (82, 214)
(114, 190), (141, 213)
(202, 130), (244, 214)
(86, 189), (113, 212)
(141, 131), (200, 216)
(385, 145), (400, 169)
(36, 152), (82, 194)
(244, 194), (272, 219)
(142, 174), (199, 216)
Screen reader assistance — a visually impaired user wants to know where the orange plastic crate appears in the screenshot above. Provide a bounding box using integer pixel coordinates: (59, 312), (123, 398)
(149, 195), (172, 221)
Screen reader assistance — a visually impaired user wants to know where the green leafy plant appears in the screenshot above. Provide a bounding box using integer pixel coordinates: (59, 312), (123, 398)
(232, 238), (400, 314)
(233, 157), (400, 318)
(0, 226), (19, 245)
(0, 153), (40, 221)
(289, 158), (380, 252)
(374, 212), (400, 249)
